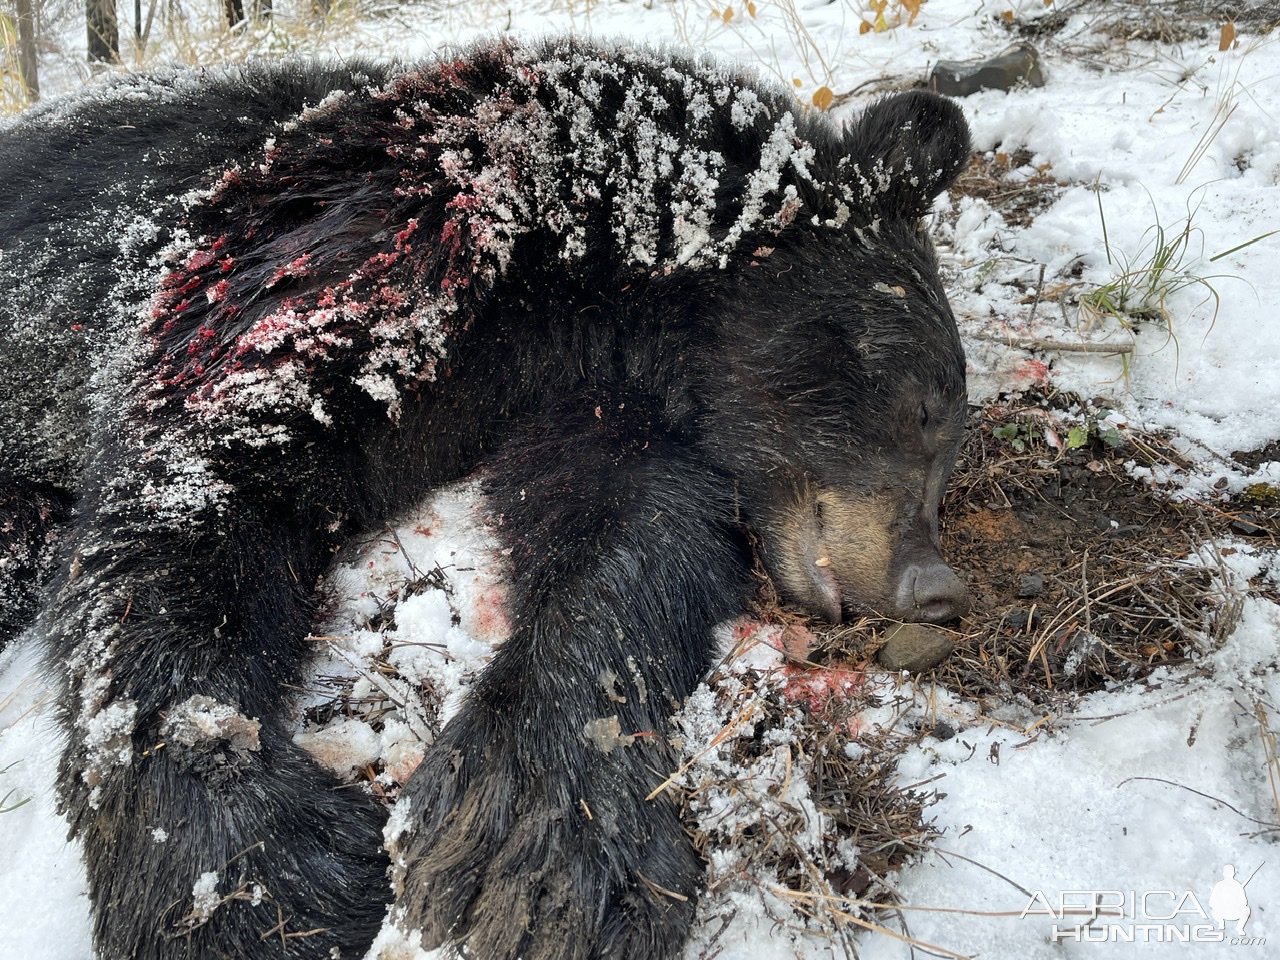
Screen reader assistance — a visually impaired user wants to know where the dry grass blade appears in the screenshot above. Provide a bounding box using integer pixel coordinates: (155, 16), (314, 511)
(1117, 775), (1280, 831)
(1255, 701), (1280, 826)
(771, 887), (974, 959)
(645, 699), (761, 801)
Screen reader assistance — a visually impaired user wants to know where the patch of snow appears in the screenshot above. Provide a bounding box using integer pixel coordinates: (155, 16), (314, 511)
(189, 870), (222, 923)
(0, 639), (92, 960)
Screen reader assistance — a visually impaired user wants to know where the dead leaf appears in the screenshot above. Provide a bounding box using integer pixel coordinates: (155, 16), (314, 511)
(812, 86), (834, 111)
(1219, 21), (1236, 51)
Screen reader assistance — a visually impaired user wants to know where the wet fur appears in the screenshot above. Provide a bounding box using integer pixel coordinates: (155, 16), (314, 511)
(0, 39), (969, 960)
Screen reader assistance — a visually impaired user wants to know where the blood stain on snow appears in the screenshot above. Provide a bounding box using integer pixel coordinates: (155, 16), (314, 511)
(466, 586), (510, 642)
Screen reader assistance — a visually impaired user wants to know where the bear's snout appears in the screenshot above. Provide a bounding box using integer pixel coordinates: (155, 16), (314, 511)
(893, 561), (970, 624)
(772, 486), (969, 625)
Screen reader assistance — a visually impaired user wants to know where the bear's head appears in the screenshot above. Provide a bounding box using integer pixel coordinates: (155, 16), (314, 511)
(702, 91), (972, 625)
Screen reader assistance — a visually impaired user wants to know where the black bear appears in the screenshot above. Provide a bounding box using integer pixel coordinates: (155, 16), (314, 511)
(0, 37), (970, 960)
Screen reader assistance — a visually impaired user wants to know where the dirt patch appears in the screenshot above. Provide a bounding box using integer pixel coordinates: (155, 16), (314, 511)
(1007, 0), (1279, 44)
(1232, 438), (1280, 471)
(1094, 6), (1214, 44)
(1226, 442), (1280, 547)
(936, 402), (1236, 706)
(949, 150), (1069, 228)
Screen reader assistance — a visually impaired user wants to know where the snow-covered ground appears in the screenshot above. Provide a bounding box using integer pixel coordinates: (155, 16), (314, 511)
(4, 1), (1280, 957)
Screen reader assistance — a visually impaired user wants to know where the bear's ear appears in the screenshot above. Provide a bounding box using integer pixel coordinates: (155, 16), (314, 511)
(842, 91), (971, 222)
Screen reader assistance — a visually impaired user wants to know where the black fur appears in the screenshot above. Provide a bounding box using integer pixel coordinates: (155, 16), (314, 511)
(0, 38), (971, 960)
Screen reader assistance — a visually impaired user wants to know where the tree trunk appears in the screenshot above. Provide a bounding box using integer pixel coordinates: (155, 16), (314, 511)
(86, 0), (119, 63)
(15, 0), (38, 100)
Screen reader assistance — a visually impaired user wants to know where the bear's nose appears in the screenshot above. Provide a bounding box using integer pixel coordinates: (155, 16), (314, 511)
(901, 562), (969, 623)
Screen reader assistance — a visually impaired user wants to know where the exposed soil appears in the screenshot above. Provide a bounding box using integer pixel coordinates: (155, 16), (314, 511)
(949, 149), (1070, 228)
(1224, 442), (1280, 553)
(1232, 438), (1280, 470)
(935, 399), (1235, 706)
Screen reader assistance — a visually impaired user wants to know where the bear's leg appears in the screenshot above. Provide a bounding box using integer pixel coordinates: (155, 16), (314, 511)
(0, 484), (69, 648)
(46, 441), (388, 959)
(395, 397), (749, 960)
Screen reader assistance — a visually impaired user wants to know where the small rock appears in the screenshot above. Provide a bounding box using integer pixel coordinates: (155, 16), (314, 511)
(1016, 573), (1046, 598)
(782, 622), (817, 662)
(931, 720), (957, 741)
(1231, 516), (1268, 537)
(929, 43), (1046, 97)
(1001, 607), (1041, 632)
(829, 864), (873, 898)
(877, 623), (955, 673)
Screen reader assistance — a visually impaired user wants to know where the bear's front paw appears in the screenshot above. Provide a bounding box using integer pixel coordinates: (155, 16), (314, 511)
(76, 729), (390, 960)
(391, 711), (700, 960)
